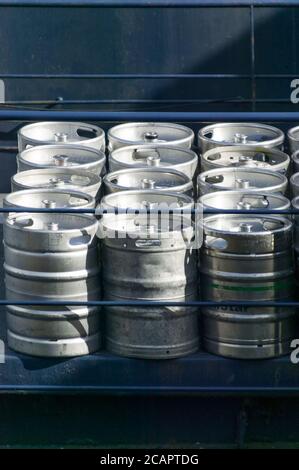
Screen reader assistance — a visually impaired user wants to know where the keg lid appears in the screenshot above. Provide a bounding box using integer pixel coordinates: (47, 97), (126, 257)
(291, 149), (299, 164)
(199, 191), (290, 211)
(198, 123), (284, 148)
(108, 122), (194, 149)
(109, 145), (198, 178)
(17, 144), (105, 172)
(198, 167), (288, 194)
(291, 194), (299, 210)
(288, 125), (299, 142)
(6, 212), (97, 232)
(4, 188), (94, 210)
(12, 168), (101, 191)
(18, 122), (105, 147)
(100, 190), (193, 212)
(203, 214), (291, 235)
(104, 168), (192, 193)
(202, 145), (289, 171)
(202, 214), (292, 253)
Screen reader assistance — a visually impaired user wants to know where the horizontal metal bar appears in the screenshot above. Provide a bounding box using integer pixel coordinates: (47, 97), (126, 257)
(0, 300), (297, 307)
(0, 73), (298, 79)
(2, 98), (293, 105)
(0, 0), (297, 7)
(2, 208), (299, 215)
(2, 385), (299, 395)
(2, 110), (299, 121)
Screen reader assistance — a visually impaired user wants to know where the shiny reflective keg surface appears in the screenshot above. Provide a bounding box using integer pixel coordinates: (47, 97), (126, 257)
(100, 190), (198, 359)
(11, 168), (102, 200)
(198, 167), (288, 195)
(109, 145), (198, 179)
(18, 122), (105, 152)
(201, 145), (290, 173)
(103, 168), (193, 196)
(200, 215), (296, 359)
(199, 191), (290, 212)
(2, 120), (298, 363)
(108, 122), (194, 151)
(4, 213), (101, 357)
(4, 188), (95, 210)
(288, 126), (299, 155)
(17, 144), (106, 175)
(198, 123), (285, 154)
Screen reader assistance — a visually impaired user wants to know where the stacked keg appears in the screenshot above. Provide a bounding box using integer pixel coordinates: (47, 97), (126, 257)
(103, 122), (198, 358)
(100, 191), (199, 359)
(4, 121), (106, 357)
(3, 119), (298, 361)
(288, 126), (299, 315)
(198, 122), (296, 359)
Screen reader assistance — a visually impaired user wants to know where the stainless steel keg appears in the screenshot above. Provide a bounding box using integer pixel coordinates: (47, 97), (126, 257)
(18, 122), (105, 152)
(11, 168), (101, 200)
(292, 196), (299, 280)
(290, 173), (299, 197)
(200, 191), (290, 214)
(201, 145), (290, 173)
(100, 190), (198, 359)
(103, 168), (193, 196)
(108, 122), (194, 151)
(288, 126), (299, 154)
(100, 189), (194, 213)
(4, 188), (95, 210)
(291, 150), (299, 173)
(109, 145), (198, 179)
(201, 214), (295, 359)
(198, 167), (288, 196)
(198, 123), (284, 154)
(4, 213), (101, 357)
(17, 144), (106, 175)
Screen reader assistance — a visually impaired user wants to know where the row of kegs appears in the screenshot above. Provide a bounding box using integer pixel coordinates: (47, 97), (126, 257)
(4, 121), (299, 360)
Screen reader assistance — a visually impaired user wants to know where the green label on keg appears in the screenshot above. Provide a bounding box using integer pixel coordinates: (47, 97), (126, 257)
(211, 279), (294, 292)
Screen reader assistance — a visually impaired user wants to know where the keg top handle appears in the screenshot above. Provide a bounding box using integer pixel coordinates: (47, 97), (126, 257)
(132, 148), (161, 162)
(237, 194), (270, 209)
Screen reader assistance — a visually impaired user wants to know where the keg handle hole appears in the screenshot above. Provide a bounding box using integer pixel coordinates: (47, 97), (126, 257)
(205, 236), (228, 251)
(207, 153), (221, 162)
(69, 196), (89, 206)
(69, 234), (92, 246)
(9, 217), (34, 228)
(132, 148), (160, 161)
(205, 175), (224, 184)
(77, 127), (98, 139)
(202, 131), (213, 139)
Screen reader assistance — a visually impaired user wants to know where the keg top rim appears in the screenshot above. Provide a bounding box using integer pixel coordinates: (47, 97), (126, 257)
(18, 144), (105, 169)
(198, 166), (287, 190)
(199, 191), (290, 210)
(100, 189), (193, 210)
(19, 121), (105, 142)
(4, 188), (94, 209)
(203, 214), (292, 235)
(291, 149), (299, 161)
(6, 212), (98, 232)
(202, 145), (289, 167)
(12, 167), (101, 186)
(291, 194), (299, 209)
(290, 172), (299, 185)
(198, 122), (284, 146)
(108, 122), (194, 146)
(104, 167), (192, 191)
(288, 125), (299, 141)
(109, 145), (198, 168)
